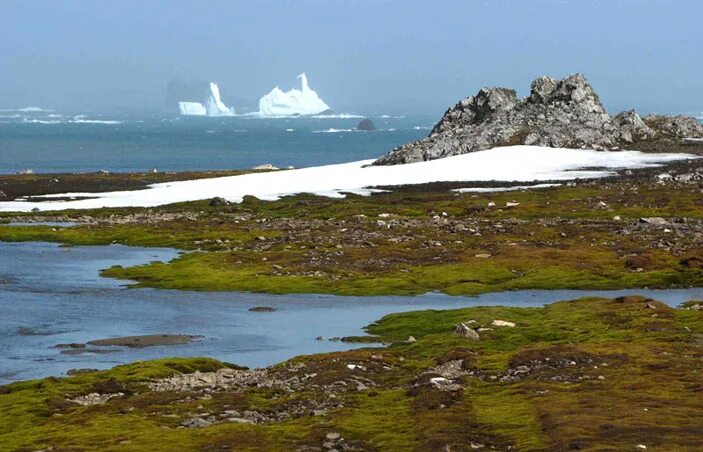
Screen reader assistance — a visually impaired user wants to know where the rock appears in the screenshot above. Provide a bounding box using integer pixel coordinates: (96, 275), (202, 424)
(682, 137), (703, 146)
(326, 432), (341, 441)
(454, 323), (480, 341)
(0, 190), (7, 201)
(474, 253), (491, 258)
(355, 118), (376, 131)
(71, 392), (122, 406)
(373, 73), (703, 165)
(639, 217), (670, 226)
(181, 417), (212, 428)
(66, 368), (99, 376)
(407, 336), (417, 342)
(208, 197), (230, 207)
(492, 320), (516, 328)
(248, 306), (277, 312)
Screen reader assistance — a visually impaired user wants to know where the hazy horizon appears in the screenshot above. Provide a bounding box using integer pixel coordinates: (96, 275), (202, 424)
(2, 0), (702, 115)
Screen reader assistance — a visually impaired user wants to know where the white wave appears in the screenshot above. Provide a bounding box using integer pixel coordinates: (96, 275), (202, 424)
(286, 128), (295, 132)
(453, 183), (562, 193)
(0, 146), (695, 213)
(379, 115), (406, 119)
(71, 119), (122, 124)
(18, 106), (52, 112)
(22, 118), (62, 124)
(413, 126), (431, 130)
(258, 73), (330, 116)
(310, 113), (364, 119)
(312, 128), (356, 133)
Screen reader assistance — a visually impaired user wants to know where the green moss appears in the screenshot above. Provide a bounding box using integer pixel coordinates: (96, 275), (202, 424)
(2, 297), (701, 450)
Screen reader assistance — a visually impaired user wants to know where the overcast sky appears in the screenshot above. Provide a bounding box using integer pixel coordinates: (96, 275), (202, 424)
(1, 0), (701, 114)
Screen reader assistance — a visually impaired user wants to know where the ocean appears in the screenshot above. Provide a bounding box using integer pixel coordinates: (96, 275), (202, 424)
(0, 109), (435, 174)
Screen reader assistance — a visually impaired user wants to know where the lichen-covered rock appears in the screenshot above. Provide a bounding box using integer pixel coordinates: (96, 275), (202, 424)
(374, 73), (703, 165)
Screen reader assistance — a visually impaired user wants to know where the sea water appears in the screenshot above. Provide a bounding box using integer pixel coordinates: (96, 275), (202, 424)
(0, 110), (434, 174)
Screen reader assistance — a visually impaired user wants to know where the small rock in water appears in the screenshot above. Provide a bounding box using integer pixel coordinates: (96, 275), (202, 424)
(248, 306), (277, 312)
(355, 118), (376, 131)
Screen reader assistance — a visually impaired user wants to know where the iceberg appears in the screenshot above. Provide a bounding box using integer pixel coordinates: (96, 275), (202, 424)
(205, 82), (234, 116)
(178, 102), (207, 116)
(178, 82), (234, 117)
(258, 73), (330, 116)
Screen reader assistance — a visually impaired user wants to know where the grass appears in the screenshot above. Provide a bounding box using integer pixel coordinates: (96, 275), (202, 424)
(1, 296), (701, 450)
(1, 176), (702, 296)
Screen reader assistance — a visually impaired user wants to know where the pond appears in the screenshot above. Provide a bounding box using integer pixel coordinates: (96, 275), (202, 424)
(1, 240), (701, 384)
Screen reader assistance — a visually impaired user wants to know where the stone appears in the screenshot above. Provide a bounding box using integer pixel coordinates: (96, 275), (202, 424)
(373, 73), (703, 165)
(639, 217), (670, 226)
(454, 323), (480, 341)
(492, 319), (516, 328)
(248, 306), (277, 312)
(355, 118), (376, 131)
(208, 197), (230, 207)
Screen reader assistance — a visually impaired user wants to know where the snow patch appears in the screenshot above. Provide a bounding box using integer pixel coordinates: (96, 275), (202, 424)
(258, 73), (330, 116)
(0, 146), (694, 212)
(453, 184), (562, 193)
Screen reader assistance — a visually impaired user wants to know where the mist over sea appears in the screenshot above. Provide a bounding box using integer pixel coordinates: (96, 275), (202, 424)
(0, 110), (435, 174)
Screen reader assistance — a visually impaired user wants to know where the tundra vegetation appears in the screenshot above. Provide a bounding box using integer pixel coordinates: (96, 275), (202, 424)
(1, 155), (703, 450)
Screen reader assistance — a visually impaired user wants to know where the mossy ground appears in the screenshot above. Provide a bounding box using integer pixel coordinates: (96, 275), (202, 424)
(1, 297), (701, 451)
(1, 159), (703, 296)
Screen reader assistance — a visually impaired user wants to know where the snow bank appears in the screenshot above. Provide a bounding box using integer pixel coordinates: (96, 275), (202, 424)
(453, 184), (562, 193)
(258, 73), (330, 116)
(0, 146), (694, 212)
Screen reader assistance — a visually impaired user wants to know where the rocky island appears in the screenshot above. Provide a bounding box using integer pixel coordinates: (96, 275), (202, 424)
(375, 74), (703, 165)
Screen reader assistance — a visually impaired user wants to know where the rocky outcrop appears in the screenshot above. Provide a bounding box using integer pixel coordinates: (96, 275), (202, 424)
(355, 118), (376, 131)
(374, 74), (703, 165)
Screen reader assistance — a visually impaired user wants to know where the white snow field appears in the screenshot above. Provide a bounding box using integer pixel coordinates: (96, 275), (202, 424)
(179, 82), (234, 117)
(0, 146), (694, 212)
(258, 73), (330, 116)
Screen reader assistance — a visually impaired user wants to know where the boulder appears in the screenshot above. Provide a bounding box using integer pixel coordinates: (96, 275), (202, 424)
(355, 118), (376, 131)
(208, 197), (230, 207)
(454, 323), (480, 340)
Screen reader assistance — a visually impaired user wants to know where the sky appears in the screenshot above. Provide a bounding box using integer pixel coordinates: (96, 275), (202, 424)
(1, 0), (701, 115)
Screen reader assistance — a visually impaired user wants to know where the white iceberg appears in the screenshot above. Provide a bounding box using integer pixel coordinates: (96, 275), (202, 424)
(258, 73), (330, 116)
(0, 146), (695, 212)
(179, 82), (234, 117)
(179, 101), (207, 116)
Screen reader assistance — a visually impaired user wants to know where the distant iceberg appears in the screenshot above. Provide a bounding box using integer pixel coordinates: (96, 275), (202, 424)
(179, 82), (234, 117)
(179, 102), (207, 116)
(258, 73), (330, 116)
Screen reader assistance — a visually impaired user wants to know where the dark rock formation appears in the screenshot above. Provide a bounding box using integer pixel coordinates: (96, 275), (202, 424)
(355, 118), (376, 131)
(374, 74), (703, 165)
(209, 197), (230, 207)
